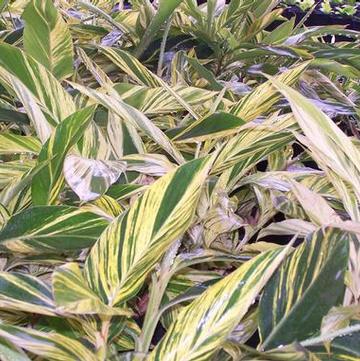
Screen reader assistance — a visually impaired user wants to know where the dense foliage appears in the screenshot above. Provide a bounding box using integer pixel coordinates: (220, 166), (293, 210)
(0, 0), (360, 360)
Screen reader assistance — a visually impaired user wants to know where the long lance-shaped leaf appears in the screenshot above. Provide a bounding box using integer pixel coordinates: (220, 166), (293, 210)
(134, 0), (183, 57)
(259, 228), (350, 350)
(31, 106), (96, 205)
(0, 324), (97, 361)
(23, 0), (74, 80)
(84, 157), (212, 306)
(0, 134), (41, 155)
(53, 262), (132, 316)
(173, 112), (246, 142)
(149, 246), (292, 361)
(0, 206), (109, 254)
(100, 46), (162, 87)
(269, 77), (360, 205)
(114, 84), (216, 116)
(0, 272), (56, 316)
(230, 62), (309, 121)
(0, 43), (75, 122)
(0, 67), (54, 143)
(69, 82), (185, 164)
(212, 114), (297, 190)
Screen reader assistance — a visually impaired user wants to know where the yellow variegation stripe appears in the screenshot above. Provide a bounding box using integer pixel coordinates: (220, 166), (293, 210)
(0, 324), (97, 361)
(0, 44), (75, 123)
(53, 263), (132, 316)
(0, 272), (56, 316)
(100, 46), (162, 87)
(149, 246), (292, 361)
(0, 206), (109, 254)
(259, 228), (350, 350)
(23, 0), (74, 80)
(84, 157), (213, 306)
(0, 134), (41, 155)
(230, 63), (309, 121)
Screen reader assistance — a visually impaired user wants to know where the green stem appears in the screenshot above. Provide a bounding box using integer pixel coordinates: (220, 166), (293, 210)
(157, 16), (173, 77)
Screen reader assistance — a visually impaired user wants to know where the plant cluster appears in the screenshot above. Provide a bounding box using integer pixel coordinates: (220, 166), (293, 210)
(283, 0), (359, 16)
(0, 0), (359, 360)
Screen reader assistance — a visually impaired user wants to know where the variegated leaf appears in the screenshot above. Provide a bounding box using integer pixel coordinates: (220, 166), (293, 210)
(0, 206), (108, 254)
(149, 246), (291, 361)
(23, 0), (74, 79)
(85, 157), (212, 306)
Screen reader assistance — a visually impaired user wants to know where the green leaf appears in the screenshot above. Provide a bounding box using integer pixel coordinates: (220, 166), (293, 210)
(259, 228), (350, 350)
(134, 0), (184, 57)
(84, 157), (212, 306)
(149, 246), (291, 361)
(186, 56), (223, 91)
(0, 206), (109, 254)
(23, 0), (74, 80)
(31, 106), (96, 205)
(173, 112), (246, 142)
(263, 17), (295, 45)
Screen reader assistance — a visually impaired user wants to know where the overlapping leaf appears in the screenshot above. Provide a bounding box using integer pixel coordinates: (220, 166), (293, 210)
(85, 157), (212, 305)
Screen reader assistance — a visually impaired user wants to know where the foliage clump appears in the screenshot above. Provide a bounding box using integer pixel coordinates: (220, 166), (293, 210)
(0, 0), (359, 360)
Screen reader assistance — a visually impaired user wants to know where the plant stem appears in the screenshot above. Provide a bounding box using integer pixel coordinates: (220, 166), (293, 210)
(157, 16), (173, 77)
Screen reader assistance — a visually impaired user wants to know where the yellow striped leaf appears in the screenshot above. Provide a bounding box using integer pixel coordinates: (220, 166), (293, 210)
(0, 206), (109, 254)
(0, 324), (97, 361)
(31, 106), (96, 205)
(0, 66), (54, 143)
(53, 262), (132, 316)
(23, 0), (74, 80)
(212, 114), (297, 190)
(149, 246), (291, 361)
(259, 228), (350, 350)
(270, 77), (360, 207)
(230, 63), (309, 121)
(114, 83), (216, 115)
(173, 112), (246, 143)
(0, 43), (75, 123)
(0, 134), (41, 155)
(84, 157), (212, 306)
(0, 272), (56, 316)
(100, 46), (162, 87)
(69, 81), (185, 165)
